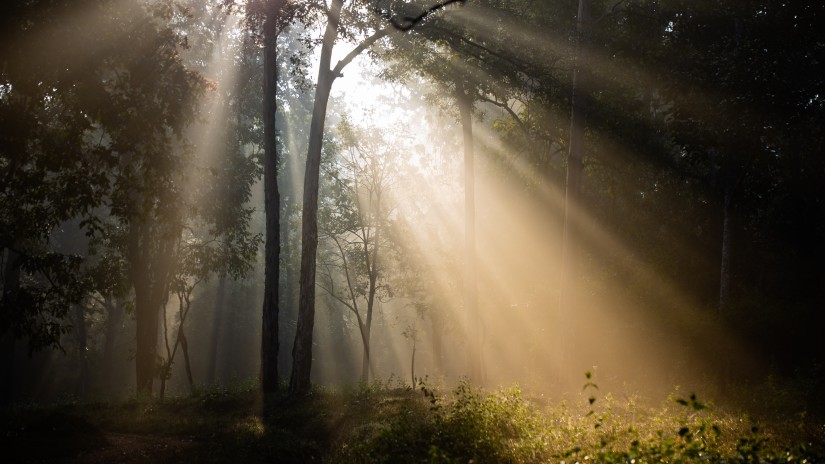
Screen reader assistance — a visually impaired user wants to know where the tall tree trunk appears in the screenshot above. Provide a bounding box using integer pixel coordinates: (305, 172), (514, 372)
(456, 79), (481, 383)
(279, 210), (296, 379)
(0, 334), (13, 405)
(360, 333), (371, 383)
(360, 289), (374, 384)
(289, 0), (391, 395)
(221, 293), (239, 381)
(261, 0), (283, 396)
(557, 0), (590, 376)
(130, 222), (177, 396)
(430, 309), (443, 376)
(102, 296), (124, 393)
(1, 249), (22, 404)
(73, 304), (89, 400)
(133, 277), (161, 395)
(718, 173), (735, 315)
(361, 187), (381, 383)
(410, 336), (416, 388)
(208, 274), (226, 385)
(290, 0), (343, 396)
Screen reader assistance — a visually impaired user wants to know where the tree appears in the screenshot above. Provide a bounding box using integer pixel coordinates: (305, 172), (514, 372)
(289, 0), (395, 395)
(455, 77), (481, 383)
(0, 0), (213, 397)
(260, 0), (285, 396)
(228, 0), (310, 395)
(317, 117), (399, 383)
(77, 0), (260, 395)
(158, 203), (258, 398)
(0, 0), (116, 356)
(557, 0), (591, 375)
(286, 0), (471, 395)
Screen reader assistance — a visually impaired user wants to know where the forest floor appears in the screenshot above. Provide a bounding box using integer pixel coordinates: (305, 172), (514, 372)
(2, 380), (824, 463)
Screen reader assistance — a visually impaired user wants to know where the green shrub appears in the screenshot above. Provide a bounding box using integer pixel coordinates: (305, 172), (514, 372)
(332, 376), (823, 464)
(334, 379), (554, 463)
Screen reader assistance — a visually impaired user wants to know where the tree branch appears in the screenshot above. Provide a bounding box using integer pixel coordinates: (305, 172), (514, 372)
(331, 233), (361, 316)
(477, 94), (532, 139)
(593, 0), (631, 25)
(332, 28), (392, 78)
(317, 278), (357, 315)
(376, 0), (467, 32)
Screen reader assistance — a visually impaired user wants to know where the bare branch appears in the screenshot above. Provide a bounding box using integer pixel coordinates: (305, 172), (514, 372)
(594, 0), (631, 25)
(376, 0), (467, 32)
(331, 233), (361, 315)
(477, 94), (531, 139)
(317, 279), (358, 314)
(332, 28), (392, 78)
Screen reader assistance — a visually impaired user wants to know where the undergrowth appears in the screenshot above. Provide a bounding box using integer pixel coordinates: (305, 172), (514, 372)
(2, 376), (823, 463)
(332, 374), (824, 464)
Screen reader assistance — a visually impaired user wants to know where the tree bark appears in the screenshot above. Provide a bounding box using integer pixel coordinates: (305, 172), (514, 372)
(557, 0), (590, 375)
(1, 249), (21, 404)
(130, 221), (177, 396)
(718, 173), (735, 315)
(361, 333), (371, 383)
(430, 309), (443, 375)
(0, 334), (13, 405)
(133, 273), (161, 395)
(410, 337), (416, 388)
(179, 327), (194, 393)
(102, 296), (124, 392)
(456, 79), (481, 384)
(289, 0), (343, 396)
(208, 274), (226, 385)
(289, 0), (392, 395)
(261, 0), (282, 395)
(362, 183), (381, 383)
(73, 304), (89, 400)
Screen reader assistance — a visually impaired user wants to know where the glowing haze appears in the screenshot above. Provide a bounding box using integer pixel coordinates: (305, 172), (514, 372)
(7, 0), (761, 401)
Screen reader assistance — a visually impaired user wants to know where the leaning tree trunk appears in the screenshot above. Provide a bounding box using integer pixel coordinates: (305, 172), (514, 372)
(557, 0), (590, 381)
(456, 79), (481, 384)
(260, 0), (283, 396)
(289, 0), (391, 395)
(289, 0), (342, 396)
(179, 327), (194, 393)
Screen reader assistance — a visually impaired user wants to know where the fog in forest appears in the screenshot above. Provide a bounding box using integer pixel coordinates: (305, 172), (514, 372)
(2, 0), (823, 416)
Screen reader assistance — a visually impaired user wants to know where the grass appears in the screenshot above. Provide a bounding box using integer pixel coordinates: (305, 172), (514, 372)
(1, 377), (823, 463)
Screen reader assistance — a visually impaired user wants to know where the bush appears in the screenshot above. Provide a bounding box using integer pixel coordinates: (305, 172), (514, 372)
(335, 380), (553, 463)
(332, 377), (823, 464)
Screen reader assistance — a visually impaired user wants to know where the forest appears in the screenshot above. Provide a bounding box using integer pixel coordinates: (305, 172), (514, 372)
(1, 0), (824, 462)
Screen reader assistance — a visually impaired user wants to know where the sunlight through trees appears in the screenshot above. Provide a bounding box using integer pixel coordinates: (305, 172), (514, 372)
(2, 4), (824, 449)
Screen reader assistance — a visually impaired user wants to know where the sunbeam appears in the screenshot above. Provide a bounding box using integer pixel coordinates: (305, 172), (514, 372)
(3, 1), (823, 460)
